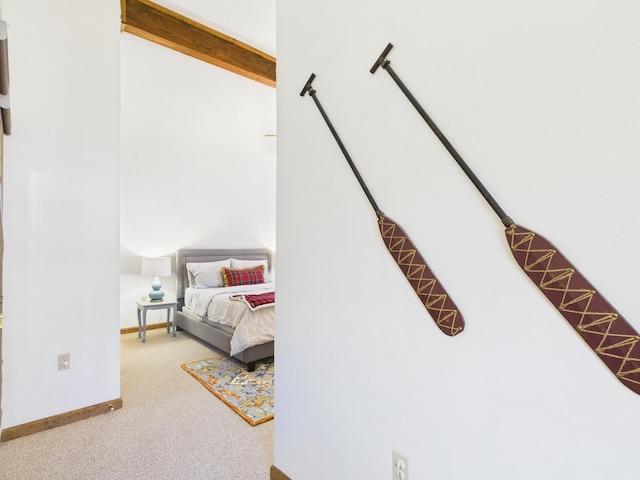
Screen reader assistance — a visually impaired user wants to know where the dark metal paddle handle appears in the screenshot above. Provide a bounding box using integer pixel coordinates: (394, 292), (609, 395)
(300, 74), (383, 217)
(371, 43), (514, 228)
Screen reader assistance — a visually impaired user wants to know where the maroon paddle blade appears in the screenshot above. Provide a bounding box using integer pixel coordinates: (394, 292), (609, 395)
(506, 224), (640, 394)
(380, 215), (465, 336)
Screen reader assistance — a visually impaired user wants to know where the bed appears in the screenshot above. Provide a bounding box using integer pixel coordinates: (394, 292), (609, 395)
(175, 248), (275, 371)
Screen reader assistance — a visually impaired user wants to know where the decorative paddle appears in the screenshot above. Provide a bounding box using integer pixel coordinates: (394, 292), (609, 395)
(300, 73), (464, 336)
(371, 43), (640, 394)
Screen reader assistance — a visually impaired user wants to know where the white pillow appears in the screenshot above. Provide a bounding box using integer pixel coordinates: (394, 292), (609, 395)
(230, 258), (272, 282)
(186, 259), (231, 288)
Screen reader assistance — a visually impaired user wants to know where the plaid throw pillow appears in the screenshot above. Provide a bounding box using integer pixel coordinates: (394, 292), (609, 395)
(221, 265), (265, 287)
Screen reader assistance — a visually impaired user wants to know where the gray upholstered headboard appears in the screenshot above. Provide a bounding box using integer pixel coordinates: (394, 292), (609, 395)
(176, 248), (272, 310)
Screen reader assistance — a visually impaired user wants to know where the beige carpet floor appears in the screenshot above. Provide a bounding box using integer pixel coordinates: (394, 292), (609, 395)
(0, 329), (274, 480)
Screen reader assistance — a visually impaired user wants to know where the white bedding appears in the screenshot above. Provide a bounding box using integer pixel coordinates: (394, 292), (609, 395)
(184, 283), (275, 356)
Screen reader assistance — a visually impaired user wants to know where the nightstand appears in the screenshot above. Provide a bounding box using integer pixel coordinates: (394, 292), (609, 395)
(136, 299), (177, 343)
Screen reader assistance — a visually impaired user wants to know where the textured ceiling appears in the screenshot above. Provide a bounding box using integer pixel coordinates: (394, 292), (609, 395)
(152, 0), (276, 56)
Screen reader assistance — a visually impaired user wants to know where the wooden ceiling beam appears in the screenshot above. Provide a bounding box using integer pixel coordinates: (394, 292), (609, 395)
(121, 0), (276, 87)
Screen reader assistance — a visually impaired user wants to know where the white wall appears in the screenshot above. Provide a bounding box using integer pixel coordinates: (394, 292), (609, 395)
(1, 0), (277, 432)
(1, 0), (121, 428)
(276, 1), (640, 478)
(119, 34), (277, 329)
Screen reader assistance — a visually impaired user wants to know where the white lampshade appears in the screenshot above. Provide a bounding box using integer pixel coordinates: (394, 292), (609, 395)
(141, 257), (171, 302)
(141, 257), (172, 277)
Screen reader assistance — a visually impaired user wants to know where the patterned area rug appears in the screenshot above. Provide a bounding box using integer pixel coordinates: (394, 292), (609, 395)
(181, 355), (274, 426)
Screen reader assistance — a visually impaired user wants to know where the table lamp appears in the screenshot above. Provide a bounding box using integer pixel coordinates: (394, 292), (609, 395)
(141, 256), (171, 302)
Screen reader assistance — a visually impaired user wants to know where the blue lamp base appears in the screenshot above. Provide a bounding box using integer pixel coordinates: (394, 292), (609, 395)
(148, 276), (165, 302)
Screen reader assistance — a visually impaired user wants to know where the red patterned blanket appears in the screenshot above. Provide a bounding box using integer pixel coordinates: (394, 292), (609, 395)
(231, 291), (275, 311)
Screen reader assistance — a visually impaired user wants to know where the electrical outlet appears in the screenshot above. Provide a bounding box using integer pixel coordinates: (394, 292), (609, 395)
(58, 353), (70, 370)
(392, 450), (409, 480)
